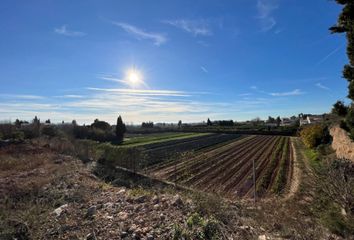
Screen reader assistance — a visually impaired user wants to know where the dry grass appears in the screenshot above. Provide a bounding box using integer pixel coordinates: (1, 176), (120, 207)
(0, 143), (103, 239)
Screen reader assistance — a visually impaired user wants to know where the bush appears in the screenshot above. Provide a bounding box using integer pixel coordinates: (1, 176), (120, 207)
(0, 124), (24, 140)
(41, 125), (57, 137)
(345, 106), (354, 139)
(172, 213), (221, 240)
(332, 101), (348, 117)
(300, 124), (330, 149)
(314, 159), (354, 237)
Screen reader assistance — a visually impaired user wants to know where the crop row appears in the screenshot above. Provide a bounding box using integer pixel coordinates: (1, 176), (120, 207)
(256, 137), (286, 196)
(272, 137), (290, 194)
(142, 133), (242, 167)
(150, 135), (293, 199)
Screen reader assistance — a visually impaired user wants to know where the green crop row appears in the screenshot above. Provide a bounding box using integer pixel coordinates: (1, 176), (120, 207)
(272, 138), (290, 194)
(256, 137), (286, 196)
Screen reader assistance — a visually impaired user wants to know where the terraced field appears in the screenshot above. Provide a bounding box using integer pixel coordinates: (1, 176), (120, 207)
(148, 135), (293, 199)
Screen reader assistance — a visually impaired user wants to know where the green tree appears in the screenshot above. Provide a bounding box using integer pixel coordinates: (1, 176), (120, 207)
(91, 119), (110, 130)
(116, 115), (126, 142)
(207, 118), (212, 126)
(331, 0), (354, 135)
(332, 100), (348, 116)
(276, 116), (281, 127)
(14, 119), (21, 128)
(33, 116), (40, 137)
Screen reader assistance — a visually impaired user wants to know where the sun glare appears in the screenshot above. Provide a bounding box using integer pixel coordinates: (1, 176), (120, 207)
(125, 68), (144, 88)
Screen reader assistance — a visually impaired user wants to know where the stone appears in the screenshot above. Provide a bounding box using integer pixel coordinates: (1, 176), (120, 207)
(86, 233), (97, 240)
(118, 211), (129, 221)
(132, 233), (141, 240)
(171, 195), (183, 206)
(53, 204), (68, 217)
(258, 235), (267, 240)
(120, 231), (128, 238)
(147, 234), (154, 240)
(135, 195), (147, 204)
(128, 224), (137, 233)
(152, 196), (159, 204)
(118, 188), (126, 194)
(86, 206), (97, 218)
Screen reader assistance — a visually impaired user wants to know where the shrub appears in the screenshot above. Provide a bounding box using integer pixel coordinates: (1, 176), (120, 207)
(345, 106), (354, 139)
(73, 125), (90, 139)
(300, 124), (330, 149)
(41, 125), (57, 137)
(0, 124), (24, 140)
(91, 119), (111, 131)
(332, 101), (348, 117)
(173, 213), (221, 240)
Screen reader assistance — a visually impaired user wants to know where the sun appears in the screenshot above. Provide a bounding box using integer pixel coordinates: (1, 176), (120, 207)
(125, 68), (144, 88)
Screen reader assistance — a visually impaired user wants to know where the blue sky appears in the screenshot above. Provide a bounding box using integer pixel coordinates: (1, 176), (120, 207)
(0, 0), (349, 124)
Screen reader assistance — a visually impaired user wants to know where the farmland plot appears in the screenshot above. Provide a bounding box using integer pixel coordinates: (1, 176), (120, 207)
(149, 135), (293, 199)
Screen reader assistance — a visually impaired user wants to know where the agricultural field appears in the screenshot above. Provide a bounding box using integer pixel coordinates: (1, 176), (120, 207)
(102, 133), (243, 170)
(147, 135), (293, 199)
(122, 132), (210, 147)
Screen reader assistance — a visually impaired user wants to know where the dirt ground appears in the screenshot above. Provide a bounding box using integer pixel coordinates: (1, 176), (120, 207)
(0, 140), (348, 239)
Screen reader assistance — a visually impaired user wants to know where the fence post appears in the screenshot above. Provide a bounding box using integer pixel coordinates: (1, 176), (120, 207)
(253, 158), (256, 204)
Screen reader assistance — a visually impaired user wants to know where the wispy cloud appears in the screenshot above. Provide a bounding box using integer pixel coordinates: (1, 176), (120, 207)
(54, 25), (86, 37)
(316, 45), (343, 66)
(200, 66), (208, 73)
(112, 22), (167, 46)
(256, 0), (279, 32)
(164, 19), (212, 36)
(269, 89), (305, 96)
(250, 86), (305, 96)
(238, 93), (252, 97)
(98, 74), (126, 84)
(54, 95), (84, 99)
(0, 94), (44, 100)
(87, 88), (193, 97)
(315, 83), (330, 91)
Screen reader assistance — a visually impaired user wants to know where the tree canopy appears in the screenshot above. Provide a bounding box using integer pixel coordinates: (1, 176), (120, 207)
(331, 0), (354, 137)
(116, 115), (126, 142)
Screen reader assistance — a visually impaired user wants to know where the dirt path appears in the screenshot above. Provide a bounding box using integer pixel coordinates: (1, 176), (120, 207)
(283, 137), (301, 201)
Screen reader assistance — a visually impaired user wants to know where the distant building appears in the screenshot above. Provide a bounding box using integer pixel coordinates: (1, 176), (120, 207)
(280, 117), (298, 126)
(299, 114), (324, 126)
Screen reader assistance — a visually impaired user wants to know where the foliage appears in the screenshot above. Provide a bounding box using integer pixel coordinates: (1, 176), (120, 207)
(312, 159), (354, 237)
(73, 125), (90, 139)
(142, 121), (154, 128)
(331, 0), (354, 134)
(214, 120), (234, 126)
(91, 119), (110, 131)
(0, 124), (15, 140)
(256, 137), (285, 195)
(73, 121), (116, 142)
(98, 143), (145, 170)
(332, 101), (349, 117)
(115, 115), (126, 142)
(172, 213), (221, 240)
(207, 118), (212, 126)
(178, 120), (182, 128)
(345, 105), (354, 139)
(41, 125), (57, 137)
(272, 138), (289, 194)
(299, 124), (330, 149)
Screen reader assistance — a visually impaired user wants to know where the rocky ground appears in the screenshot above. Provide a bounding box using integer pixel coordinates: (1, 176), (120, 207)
(0, 141), (349, 239)
(0, 142), (252, 239)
